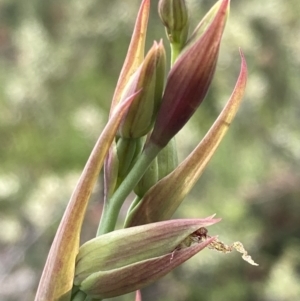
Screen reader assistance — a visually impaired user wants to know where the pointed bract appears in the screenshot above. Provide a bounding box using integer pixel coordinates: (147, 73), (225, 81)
(110, 0), (150, 115)
(34, 93), (138, 301)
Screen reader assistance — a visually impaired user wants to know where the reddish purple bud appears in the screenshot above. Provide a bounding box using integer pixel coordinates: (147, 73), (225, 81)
(148, 0), (229, 148)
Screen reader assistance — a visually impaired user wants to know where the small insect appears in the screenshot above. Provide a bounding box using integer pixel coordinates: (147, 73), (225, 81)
(171, 227), (258, 266)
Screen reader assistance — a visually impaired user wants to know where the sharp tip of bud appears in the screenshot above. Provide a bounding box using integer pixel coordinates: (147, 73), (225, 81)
(219, 0), (231, 18)
(213, 218), (222, 223)
(214, 0), (230, 23)
(207, 213), (217, 219)
(152, 40), (158, 48)
(141, 0), (150, 9)
(204, 214), (221, 223)
(222, 0), (230, 8)
(150, 40), (164, 51)
(238, 48), (248, 82)
(239, 48), (247, 68)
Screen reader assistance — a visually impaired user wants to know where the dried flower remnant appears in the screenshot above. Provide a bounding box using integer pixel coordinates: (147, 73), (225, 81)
(174, 227), (258, 266)
(230, 241), (258, 266)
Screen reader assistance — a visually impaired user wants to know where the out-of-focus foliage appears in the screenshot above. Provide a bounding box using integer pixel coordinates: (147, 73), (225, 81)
(0, 0), (299, 300)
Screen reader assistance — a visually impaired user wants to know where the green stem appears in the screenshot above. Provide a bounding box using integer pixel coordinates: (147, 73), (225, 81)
(71, 290), (87, 301)
(97, 142), (161, 235)
(170, 42), (181, 66)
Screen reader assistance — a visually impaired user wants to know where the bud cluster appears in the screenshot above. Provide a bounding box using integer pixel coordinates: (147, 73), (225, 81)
(35, 1), (252, 300)
(80, 0), (250, 298)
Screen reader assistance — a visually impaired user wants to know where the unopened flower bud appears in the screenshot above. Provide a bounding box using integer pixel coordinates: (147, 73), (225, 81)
(148, 0), (229, 148)
(74, 218), (219, 299)
(118, 41), (166, 138)
(158, 0), (189, 46)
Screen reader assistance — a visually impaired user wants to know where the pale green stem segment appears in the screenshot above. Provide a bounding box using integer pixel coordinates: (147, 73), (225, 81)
(170, 42), (181, 66)
(71, 290), (87, 301)
(97, 143), (161, 235)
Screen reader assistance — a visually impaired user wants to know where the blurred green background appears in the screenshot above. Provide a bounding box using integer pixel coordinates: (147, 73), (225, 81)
(0, 0), (299, 300)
